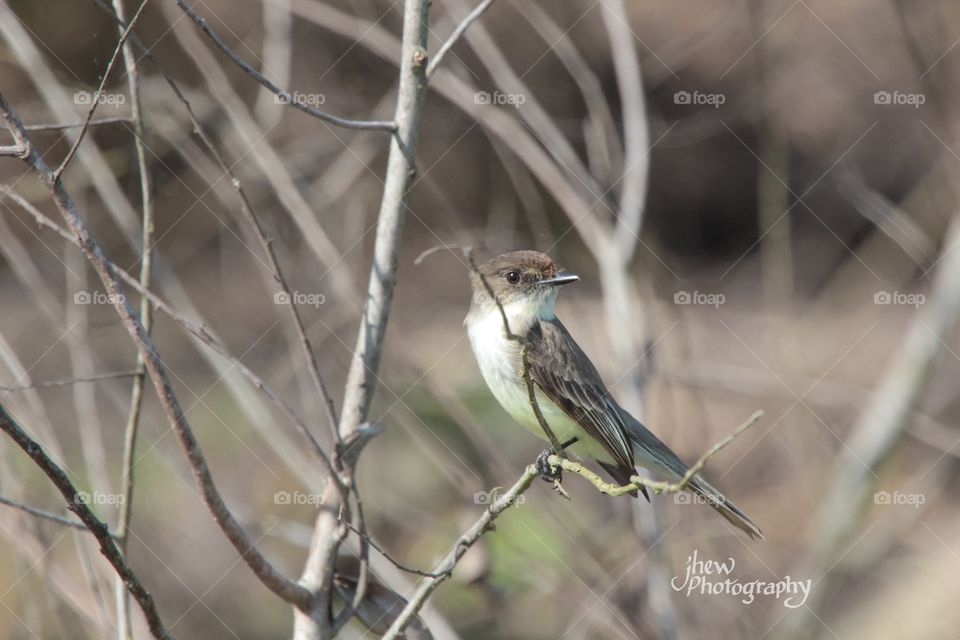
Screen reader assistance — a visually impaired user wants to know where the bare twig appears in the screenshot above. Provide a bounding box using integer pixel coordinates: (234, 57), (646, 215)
(284, 0), (609, 252)
(112, 0), (154, 635)
(438, 0), (606, 209)
(601, 0), (650, 260)
(427, 0), (496, 77)
(0, 403), (170, 639)
(339, 518), (445, 579)
(190, 112), (341, 439)
(52, 0), (150, 181)
(381, 466), (537, 640)
(156, 0), (360, 307)
(295, 0), (431, 635)
(0, 92), (314, 612)
(0, 370), (138, 391)
(171, 0), (395, 132)
(22, 116), (132, 131)
(331, 490), (370, 632)
(0, 495), (118, 538)
(254, 0), (293, 123)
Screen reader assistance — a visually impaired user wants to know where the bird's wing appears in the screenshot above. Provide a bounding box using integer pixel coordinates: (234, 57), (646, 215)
(525, 318), (635, 472)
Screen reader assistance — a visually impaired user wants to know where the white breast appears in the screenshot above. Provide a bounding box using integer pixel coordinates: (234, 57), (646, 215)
(466, 304), (611, 462)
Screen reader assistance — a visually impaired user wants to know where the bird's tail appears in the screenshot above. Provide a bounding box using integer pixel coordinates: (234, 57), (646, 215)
(624, 412), (763, 540)
(686, 475), (763, 540)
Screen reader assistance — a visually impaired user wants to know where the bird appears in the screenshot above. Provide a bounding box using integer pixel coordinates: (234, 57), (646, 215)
(464, 250), (762, 540)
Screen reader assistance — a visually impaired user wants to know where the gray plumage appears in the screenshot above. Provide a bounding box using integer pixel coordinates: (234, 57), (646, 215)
(466, 250), (763, 540)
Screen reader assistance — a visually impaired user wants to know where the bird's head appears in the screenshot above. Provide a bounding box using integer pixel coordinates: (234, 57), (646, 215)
(469, 250), (579, 323)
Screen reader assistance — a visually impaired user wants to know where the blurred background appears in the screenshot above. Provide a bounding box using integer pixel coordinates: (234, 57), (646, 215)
(1, 0), (959, 638)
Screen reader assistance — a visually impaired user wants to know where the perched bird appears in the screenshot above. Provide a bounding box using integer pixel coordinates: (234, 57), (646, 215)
(465, 250), (762, 540)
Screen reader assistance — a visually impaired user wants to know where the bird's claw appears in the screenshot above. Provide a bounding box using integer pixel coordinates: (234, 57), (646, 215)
(535, 449), (561, 483)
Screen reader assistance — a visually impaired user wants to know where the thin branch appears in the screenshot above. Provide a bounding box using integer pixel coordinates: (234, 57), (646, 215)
(171, 0), (396, 132)
(0, 403), (171, 639)
(340, 517), (445, 579)
(426, 0), (496, 77)
(23, 116), (132, 132)
(182, 97), (341, 439)
(331, 491), (370, 631)
(52, 0), (150, 181)
(381, 466), (537, 639)
(0, 92), (314, 612)
(297, 0), (431, 635)
(0, 370), (138, 391)
(0, 495), (119, 538)
(113, 0), (154, 635)
(601, 0), (650, 260)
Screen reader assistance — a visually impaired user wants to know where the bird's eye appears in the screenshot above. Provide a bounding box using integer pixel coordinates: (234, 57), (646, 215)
(505, 271), (521, 284)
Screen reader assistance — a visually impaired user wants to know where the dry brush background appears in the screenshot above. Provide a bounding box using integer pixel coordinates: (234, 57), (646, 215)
(1, 0), (959, 638)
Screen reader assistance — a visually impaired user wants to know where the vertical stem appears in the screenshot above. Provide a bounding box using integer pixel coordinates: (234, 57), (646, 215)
(336, 11), (428, 439)
(294, 0), (430, 637)
(112, 0), (154, 637)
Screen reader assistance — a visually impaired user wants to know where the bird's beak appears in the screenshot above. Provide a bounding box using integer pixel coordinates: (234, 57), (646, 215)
(539, 272), (580, 286)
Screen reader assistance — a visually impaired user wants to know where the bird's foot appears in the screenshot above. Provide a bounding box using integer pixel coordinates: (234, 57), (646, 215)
(535, 449), (561, 483)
